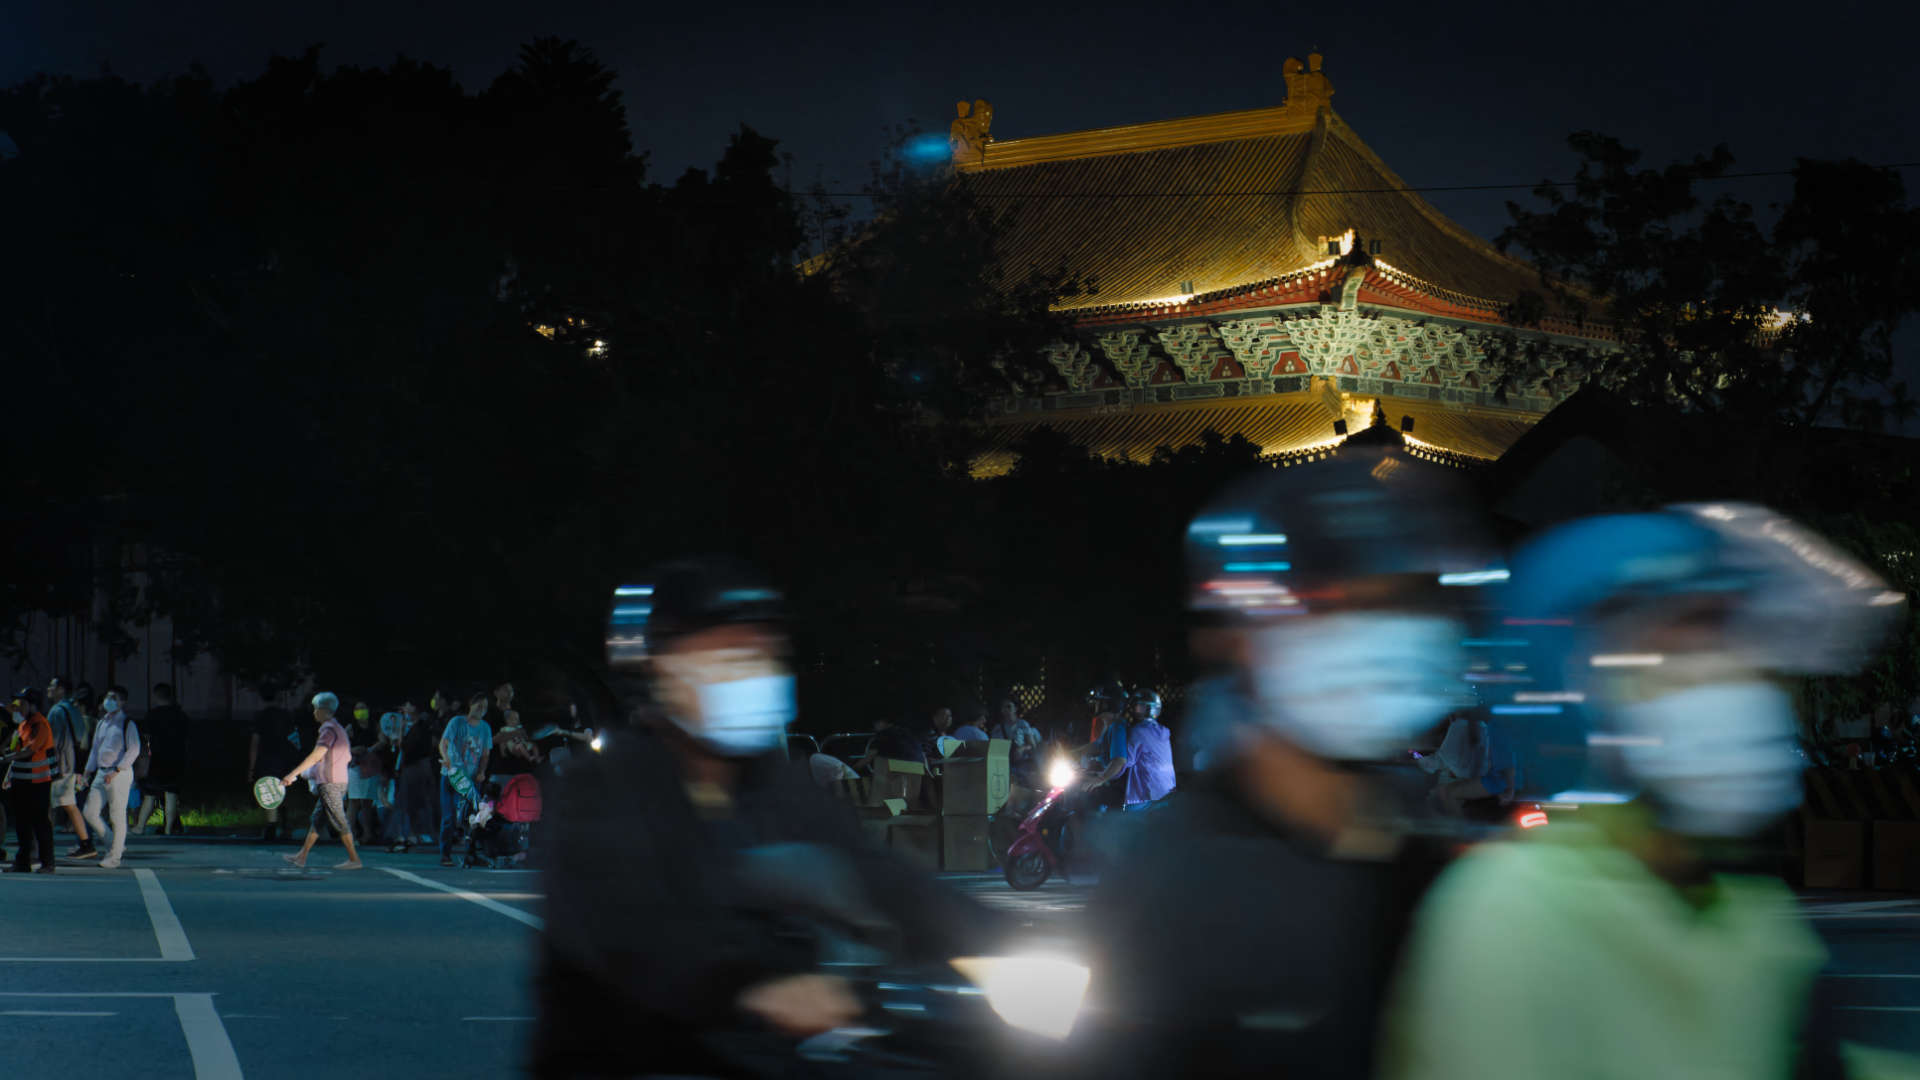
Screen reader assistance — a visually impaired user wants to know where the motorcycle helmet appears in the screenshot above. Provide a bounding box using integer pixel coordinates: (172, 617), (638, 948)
(1183, 447), (1498, 762)
(1129, 688), (1164, 721)
(1505, 503), (1903, 832)
(1186, 447), (1498, 622)
(1087, 682), (1129, 713)
(1505, 503), (1901, 676)
(607, 556), (787, 672)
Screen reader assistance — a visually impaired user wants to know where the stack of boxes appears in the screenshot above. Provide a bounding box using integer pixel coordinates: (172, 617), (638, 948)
(936, 738), (1011, 871)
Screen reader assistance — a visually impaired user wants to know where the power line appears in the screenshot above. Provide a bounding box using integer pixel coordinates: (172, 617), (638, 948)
(790, 161), (1920, 200)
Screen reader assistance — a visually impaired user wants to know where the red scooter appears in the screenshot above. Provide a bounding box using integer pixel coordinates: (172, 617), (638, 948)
(999, 757), (1084, 891)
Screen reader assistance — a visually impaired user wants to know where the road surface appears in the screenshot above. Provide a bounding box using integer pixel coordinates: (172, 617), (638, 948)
(3, 837), (1915, 1077)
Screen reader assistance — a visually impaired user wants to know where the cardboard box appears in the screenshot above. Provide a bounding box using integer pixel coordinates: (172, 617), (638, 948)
(941, 814), (992, 872)
(1804, 818), (1868, 889)
(940, 739), (1011, 816)
(1873, 820), (1920, 892)
(869, 758), (926, 808)
(886, 816), (941, 869)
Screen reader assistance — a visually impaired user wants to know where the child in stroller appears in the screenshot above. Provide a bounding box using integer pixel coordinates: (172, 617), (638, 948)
(462, 773), (543, 868)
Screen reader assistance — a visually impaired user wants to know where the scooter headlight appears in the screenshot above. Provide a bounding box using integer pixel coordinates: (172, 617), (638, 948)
(949, 954), (1090, 1040)
(589, 733), (604, 753)
(1047, 756), (1076, 790)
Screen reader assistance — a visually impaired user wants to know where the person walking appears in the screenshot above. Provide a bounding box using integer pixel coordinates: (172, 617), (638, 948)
(280, 692), (362, 870)
(79, 687), (140, 869)
(3, 689), (58, 873)
(45, 677), (96, 859)
(132, 683), (187, 836)
(437, 693), (493, 867)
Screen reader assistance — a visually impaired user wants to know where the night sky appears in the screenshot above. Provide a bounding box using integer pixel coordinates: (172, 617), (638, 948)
(6, 0), (1916, 400)
(6, 0), (1914, 243)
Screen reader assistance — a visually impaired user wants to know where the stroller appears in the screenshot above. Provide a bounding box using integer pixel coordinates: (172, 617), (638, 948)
(463, 774), (543, 868)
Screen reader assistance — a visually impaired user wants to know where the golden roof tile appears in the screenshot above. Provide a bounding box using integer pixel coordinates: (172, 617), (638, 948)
(968, 392), (1539, 477)
(957, 60), (1551, 315)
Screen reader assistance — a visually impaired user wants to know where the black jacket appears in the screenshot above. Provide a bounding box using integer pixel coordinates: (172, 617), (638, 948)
(1084, 769), (1448, 1080)
(532, 727), (1007, 1078)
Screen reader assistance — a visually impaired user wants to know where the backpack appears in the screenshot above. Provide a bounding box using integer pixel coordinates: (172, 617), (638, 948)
(496, 773), (543, 823)
(132, 718), (151, 780)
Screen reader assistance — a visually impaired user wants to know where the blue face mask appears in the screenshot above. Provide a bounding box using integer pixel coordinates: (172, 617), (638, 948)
(673, 675), (796, 757)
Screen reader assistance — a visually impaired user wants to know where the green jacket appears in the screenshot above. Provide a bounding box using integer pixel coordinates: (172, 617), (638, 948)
(1381, 826), (1826, 1080)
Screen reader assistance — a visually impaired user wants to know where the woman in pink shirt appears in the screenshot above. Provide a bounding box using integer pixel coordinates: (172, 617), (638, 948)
(281, 692), (362, 870)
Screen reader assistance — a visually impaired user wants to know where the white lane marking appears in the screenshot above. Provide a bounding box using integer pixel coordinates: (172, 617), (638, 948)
(382, 869), (544, 930)
(174, 994), (244, 1079)
(462, 1016), (535, 1022)
(1802, 900), (1920, 912)
(1, 1010), (117, 1016)
(134, 869), (195, 961)
(1805, 913), (1920, 921)
(0, 992), (180, 997)
(0, 957), (177, 963)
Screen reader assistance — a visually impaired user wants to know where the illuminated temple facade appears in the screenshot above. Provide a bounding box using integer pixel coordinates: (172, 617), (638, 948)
(954, 55), (1616, 475)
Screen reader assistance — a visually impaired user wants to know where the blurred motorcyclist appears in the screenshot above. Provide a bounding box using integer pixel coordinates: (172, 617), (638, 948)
(534, 557), (1006, 1078)
(1085, 446), (1493, 1079)
(1381, 503), (1904, 1080)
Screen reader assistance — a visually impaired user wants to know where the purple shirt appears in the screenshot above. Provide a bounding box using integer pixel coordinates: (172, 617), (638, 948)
(309, 718), (351, 785)
(1124, 720), (1176, 805)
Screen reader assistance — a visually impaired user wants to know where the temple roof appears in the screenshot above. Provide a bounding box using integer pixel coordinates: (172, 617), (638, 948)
(954, 58), (1550, 317)
(971, 391), (1540, 477)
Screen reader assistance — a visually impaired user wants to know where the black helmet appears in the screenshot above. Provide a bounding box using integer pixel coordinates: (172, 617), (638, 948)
(1186, 446), (1497, 623)
(607, 556), (786, 672)
(1087, 682), (1128, 711)
(1129, 688), (1163, 720)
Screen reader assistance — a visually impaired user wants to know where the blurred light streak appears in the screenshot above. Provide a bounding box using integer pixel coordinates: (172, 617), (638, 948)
(1439, 569), (1510, 586)
(1590, 654), (1665, 667)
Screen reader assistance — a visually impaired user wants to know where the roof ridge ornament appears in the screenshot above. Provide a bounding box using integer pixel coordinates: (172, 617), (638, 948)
(1282, 53), (1334, 115)
(950, 99), (993, 167)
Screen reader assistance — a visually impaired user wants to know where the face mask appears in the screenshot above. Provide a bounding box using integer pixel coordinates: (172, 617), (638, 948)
(673, 675), (796, 757)
(1249, 612), (1467, 761)
(354, 708), (370, 721)
(1613, 681), (1803, 837)
(102, 698), (121, 714)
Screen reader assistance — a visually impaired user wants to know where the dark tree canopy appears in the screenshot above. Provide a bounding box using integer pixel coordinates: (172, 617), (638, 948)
(1494, 132), (1919, 431)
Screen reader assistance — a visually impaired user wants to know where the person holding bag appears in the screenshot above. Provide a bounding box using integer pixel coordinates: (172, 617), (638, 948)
(79, 686), (140, 870)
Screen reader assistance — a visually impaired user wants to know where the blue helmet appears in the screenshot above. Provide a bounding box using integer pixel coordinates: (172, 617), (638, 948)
(1506, 503), (1901, 675)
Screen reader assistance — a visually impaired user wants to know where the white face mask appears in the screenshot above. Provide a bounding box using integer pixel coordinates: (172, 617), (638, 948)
(675, 675), (795, 757)
(656, 648), (796, 757)
(1249, 612), (1468, 761)
(101, 697), (121, 714)
(1613, 681), (1804, 837)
